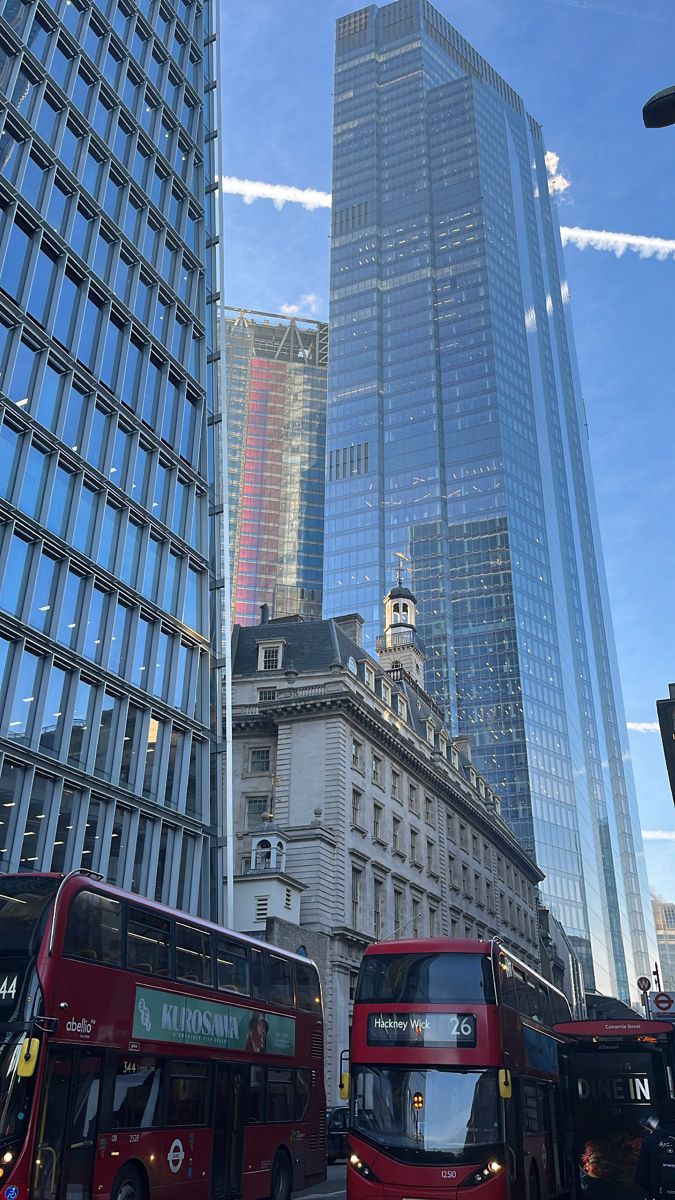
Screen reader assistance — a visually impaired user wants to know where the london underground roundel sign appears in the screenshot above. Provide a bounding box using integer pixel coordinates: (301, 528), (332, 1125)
(653, 992), (674, 1012)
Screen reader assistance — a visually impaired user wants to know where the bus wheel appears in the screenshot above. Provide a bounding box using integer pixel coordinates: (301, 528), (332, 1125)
(111, 1165), (145, 1200)
(528, 1164), (541, 1200)
(271, 1151), (292, 1200)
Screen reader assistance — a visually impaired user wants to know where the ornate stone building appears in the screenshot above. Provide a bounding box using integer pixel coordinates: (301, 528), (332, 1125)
(229, 586), (543, 1100)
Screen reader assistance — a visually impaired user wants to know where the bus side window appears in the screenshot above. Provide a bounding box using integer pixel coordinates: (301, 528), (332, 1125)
(65, 891), (122, 965)
(295, 1068), (311, 1120)
(267, 1068), (294, 1121)
(499, 957), (518, 1009)
(251, 947), (266, 1001)
(295, 961), (321, 1013)
(267, 953), (293, 1008)
(111, 1055), (162, 1129)
(249, 1065), (265, 1123)
(176, 923), (213, 986)
(167, 1061), (210, 1126)
(126, 907), (171, 977)
(216, 936), (250, 995)
(537, 984), (552, 1026)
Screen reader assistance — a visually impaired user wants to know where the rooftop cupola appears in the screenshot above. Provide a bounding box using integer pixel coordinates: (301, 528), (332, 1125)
(376, 559), (426, 685)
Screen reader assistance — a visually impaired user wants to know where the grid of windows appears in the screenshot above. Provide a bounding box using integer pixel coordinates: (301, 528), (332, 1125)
(0, 0), (217, 914)
(323, 0), (655, 996)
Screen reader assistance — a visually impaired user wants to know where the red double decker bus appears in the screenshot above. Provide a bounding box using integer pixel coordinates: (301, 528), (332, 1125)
(0, 871), (326, 1200)
(348, 937), (572, 1200)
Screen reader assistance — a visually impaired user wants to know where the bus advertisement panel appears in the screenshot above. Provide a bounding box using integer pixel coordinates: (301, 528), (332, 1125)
(0, 872), (326, 1200)
(348, 938), (571, 1200)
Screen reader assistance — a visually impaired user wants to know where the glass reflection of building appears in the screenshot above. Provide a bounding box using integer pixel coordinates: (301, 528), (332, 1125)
(652, 896), (675, 992)
(224, 310), (327, 625)
(323, 0), (656, 999)
(0, 0), (221, 915)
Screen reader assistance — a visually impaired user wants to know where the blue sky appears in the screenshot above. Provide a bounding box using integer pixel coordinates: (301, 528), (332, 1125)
(222, 0), (675, 902)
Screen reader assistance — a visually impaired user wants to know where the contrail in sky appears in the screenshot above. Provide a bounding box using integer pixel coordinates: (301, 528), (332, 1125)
(220, 176), (331, 211)
(220, 176), (675, 262)
(561, 226), (675, 260)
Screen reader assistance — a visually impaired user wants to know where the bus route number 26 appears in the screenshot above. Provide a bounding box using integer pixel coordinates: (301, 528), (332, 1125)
(441, 1170), (457, 1180)
(0, 975), (18, 1001)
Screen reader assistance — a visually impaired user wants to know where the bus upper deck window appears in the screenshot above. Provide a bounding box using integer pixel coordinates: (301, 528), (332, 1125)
(268, 953), (293, 1007)
(251, 947), (266, 1001)
(216, 936), (250, 995)
(64, 891), (121, 965)
(295, 961), (321, 1013)
(176, 923), (213, 986)
(127, 907), (171, 977)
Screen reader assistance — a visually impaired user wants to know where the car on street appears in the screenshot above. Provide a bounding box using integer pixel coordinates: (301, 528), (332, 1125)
(327, 1106), (349, 1163)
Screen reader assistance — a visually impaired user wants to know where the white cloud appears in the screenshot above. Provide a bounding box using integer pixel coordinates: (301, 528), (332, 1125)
(627, 720), (661, 733)
(280, 294), (323, 317)
(221, 174), (675, 265)
(545, 150), (572, 195)
(642, 829), (675, 841)
(219, 176), (331, 211)
(560, 226), (675, 261)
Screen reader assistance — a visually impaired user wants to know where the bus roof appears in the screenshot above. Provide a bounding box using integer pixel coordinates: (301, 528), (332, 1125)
(363, 937), (493, 956)
(8, 870), (319, 971)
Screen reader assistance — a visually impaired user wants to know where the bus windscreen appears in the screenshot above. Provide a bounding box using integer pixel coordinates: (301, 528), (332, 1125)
(352, 1065), (501, 1164)
(355, 953), (495, 1004)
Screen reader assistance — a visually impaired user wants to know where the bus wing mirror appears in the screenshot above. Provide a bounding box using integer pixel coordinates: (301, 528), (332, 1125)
(498, 1068), (512, 1099)
(339, 1072), (350, 1101)
(17, 1037), (40, 1078)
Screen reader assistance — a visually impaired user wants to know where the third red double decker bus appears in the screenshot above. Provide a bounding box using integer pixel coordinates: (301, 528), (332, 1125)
(348, 937), (572, 1200)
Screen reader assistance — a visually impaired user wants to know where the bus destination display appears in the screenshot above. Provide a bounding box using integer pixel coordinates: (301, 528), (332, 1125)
(366, 1011), (476, 1048)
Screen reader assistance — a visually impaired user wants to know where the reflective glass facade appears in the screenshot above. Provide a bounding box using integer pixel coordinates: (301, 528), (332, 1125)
(224, 310), (327, 625)
(0, 0), (221, 915)
(323, 0), (656, 998)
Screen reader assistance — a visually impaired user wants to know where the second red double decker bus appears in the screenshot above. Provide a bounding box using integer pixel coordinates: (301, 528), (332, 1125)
(348, 937), (572, 1200)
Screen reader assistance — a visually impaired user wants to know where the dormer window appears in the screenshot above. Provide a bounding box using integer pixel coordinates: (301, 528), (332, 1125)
(381, 681), (391, 706)
(257, 640), (284, 671)
(426, 721), (435, 745)
(397, 696), (407, 722)
(364, 663), (375, 689)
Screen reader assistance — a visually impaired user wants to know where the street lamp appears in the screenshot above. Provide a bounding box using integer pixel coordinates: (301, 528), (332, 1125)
(643, 85), (675, 128)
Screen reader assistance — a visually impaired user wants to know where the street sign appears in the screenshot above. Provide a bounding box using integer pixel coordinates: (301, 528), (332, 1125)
(637, 976), (652, 993)
(652, 991), (675, 1017)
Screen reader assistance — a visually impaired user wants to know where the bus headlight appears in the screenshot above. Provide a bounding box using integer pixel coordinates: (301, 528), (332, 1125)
(2, 1153), (13, 1165)
(460, 1159), (503, 1187)
(349, 1152), (379, 1181)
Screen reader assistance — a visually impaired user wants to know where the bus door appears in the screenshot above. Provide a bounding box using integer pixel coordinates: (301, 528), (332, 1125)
(32, 1047), (103, 1200)
(211, 1063), (247, 1199)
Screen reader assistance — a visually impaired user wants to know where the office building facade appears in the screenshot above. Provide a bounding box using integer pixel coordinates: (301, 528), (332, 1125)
(323, 0), (655, 998)
(0, 0), (221, 914)
(224, 310), (327, 626)
(653, 895), (675, 992)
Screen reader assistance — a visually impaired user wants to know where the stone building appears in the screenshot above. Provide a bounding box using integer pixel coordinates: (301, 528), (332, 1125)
(229, 585), (543, 1100)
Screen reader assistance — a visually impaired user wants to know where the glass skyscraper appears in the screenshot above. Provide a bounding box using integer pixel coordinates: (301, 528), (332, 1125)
(0, 0), (221, 915)
(323, 0), (656, 998)
(224, 309), (327, 625)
